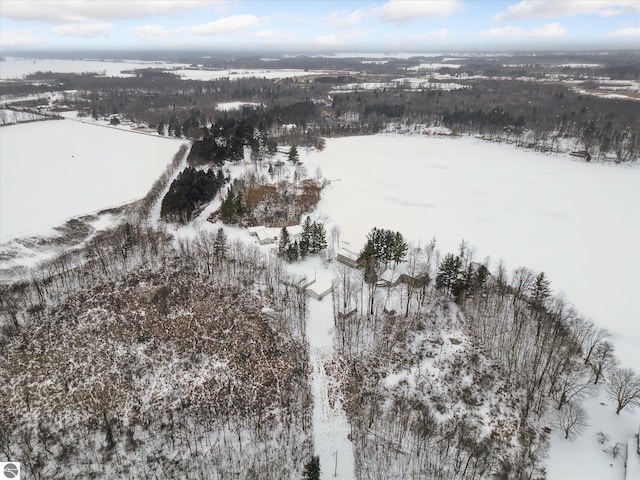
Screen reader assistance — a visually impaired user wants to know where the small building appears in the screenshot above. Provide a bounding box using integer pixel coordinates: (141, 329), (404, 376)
(306, 279), (333, 300)
(570, 150), (592, 162)
(248, 224), (304, 245)
(247, 226), (276, 245)
(337, 247), (359, 268)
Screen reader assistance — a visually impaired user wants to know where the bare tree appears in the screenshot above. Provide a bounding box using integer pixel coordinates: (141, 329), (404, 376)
(582, 325), (610, 365)
(554, 401), (588, 440)
(510, 266), (534, 305)
(606, 368), (640, 414)
(591, 340), (616, 384)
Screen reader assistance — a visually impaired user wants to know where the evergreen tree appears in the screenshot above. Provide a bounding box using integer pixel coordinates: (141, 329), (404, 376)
(278, 227), (291, 257)
(436, 253), (462, 295)
(473, 263), (490, 293)
(357, 227), (407, 271)
(213, 227), (228, 261)
(392, 231), (408, 265)
(302, 456), (320, 480)
(530, 271), (552, 337)
(530, 271), (551, 312)
(300, 216), (312, 258)
(310, 221), (327, 254)
(157, 121), (165, 136)
(452, 266), (473, 303)
(160, 167), (226, 223)
(220, 189), (237, 224)
(288, 145), (300, 165)
(234, 191), (245, 218)
(286, 241), (300, 262)
(357, 238), (379, 283)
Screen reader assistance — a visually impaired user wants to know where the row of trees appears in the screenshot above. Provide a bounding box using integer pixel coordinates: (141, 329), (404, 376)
(277, 217), (327, 262)
(160, 167), (227, 222)
(328, 79), (639, 162)
(357, 227), (409, 277)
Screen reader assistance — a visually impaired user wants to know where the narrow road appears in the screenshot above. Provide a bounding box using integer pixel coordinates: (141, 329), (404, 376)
(306, 277), (356, 480)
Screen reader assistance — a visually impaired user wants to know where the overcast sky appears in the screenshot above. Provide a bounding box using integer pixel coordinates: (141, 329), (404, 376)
(1, 0), (639, 53)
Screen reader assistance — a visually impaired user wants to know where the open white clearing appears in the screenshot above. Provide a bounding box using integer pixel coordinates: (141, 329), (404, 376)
(0, 119), (185, 241)
(0, 57), (188, 79)
(302, 134), (639, 371)
(299, 134), (639, 480)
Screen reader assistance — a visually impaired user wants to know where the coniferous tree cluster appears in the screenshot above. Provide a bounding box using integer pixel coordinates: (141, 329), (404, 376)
(276, 217), (327, 262)
(435, 252), (492, 303)
(300, 216), (327, 257)
(357, 227), (409, 272)
(219, 187), (245, 224)
(188, 117), (269, 166)
(160, 167), (227, 222)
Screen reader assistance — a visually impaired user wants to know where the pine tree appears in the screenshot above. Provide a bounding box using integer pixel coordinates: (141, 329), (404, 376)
(530, 271), (552, 338)
(436, 253), (462, 295)
(310, 221), (327, 254)
(234, 190), (245, 218)
(473, 263), (490, 293)
(278, 227), (291, 257)
(288, 145), (300, 165)
(392, 231), (408, 265)
(300, 216), (312, 258)
(357, 239), (379, 283)
(286, 241), (300, 262)
(213, 227), (228, 261)
(530, 271), (551, 312)
(220, 189), (236, 224)
(302, 456), (320, 480)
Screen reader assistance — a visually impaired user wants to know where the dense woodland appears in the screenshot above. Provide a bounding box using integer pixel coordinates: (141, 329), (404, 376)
(0, 223), (314, 479)
(2, 51), (638, 161)
(330, 231), (639, 479)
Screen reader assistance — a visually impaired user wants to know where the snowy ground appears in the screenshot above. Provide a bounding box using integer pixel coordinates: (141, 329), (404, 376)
(299, 135), (639, 372)
(547, 389), (639, 480)
(296, 134), (639, 480)
(287, 258), (356, 480)
(216, 101), (262, 111)
(0, 57), (188, 79)
(3, 124), (638, 478)
(0, 118), (185, 241)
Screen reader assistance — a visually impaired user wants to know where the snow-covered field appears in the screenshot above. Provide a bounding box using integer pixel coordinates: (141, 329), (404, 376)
(0, 57), (188, 79)
(0, 119), (185, 241)
(407, 62), (463, 70)
(2, 121), (638, 478)
(301, 135), (639, 370)
(297, 134), (639, 479)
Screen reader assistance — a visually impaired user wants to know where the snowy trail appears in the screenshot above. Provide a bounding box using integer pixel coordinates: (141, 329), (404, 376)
(307, 282), (356, 480)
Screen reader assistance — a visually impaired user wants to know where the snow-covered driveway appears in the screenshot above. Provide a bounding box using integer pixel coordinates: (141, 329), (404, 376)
(306, 267), (356, 479)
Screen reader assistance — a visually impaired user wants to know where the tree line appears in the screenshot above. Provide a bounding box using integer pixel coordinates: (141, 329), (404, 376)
(160, 166), (228, 222)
